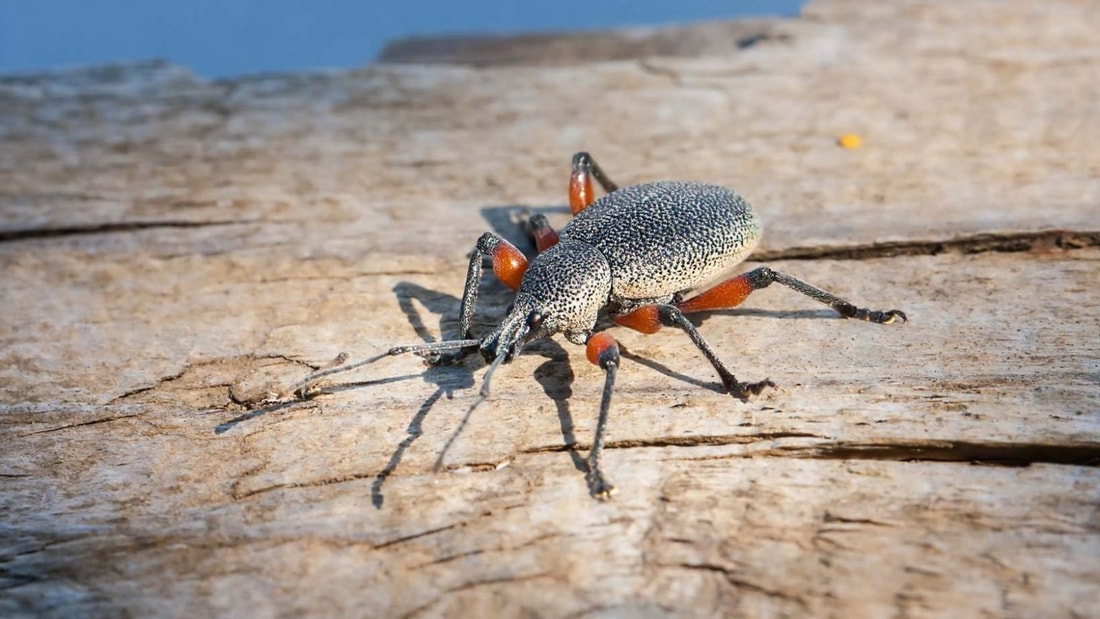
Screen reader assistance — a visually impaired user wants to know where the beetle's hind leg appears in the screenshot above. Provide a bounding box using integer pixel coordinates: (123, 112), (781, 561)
(569, 152), (619, 215)
(519, 151), (621, 253)
(609, 266), (905, 398)
(676, 266), (907, 324)
(521, 213), (560, 253)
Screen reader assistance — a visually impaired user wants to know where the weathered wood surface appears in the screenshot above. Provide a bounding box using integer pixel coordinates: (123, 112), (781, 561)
(2, 0), (1098, 617)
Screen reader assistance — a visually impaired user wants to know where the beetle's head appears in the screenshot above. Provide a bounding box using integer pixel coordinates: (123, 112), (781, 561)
(477, 293), (546, 364)
(479, 240), (612, 365)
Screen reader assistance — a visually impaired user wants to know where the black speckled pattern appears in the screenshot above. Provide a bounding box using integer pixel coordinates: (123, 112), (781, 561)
(559, 181), (761, 301)
(515, 239), (612, 341)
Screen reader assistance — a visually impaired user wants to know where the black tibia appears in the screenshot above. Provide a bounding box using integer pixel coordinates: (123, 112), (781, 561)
(457, 233), (499, 339)
(587, 341), (620, 500)
(463, 233), (517, 334)
(745, 267), (908, 324)
(657, 305), (776, 401)
(420, 232), (517, 367)
(572, 152), (620, 193)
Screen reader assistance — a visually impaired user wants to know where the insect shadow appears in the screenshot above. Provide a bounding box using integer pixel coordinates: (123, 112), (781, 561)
(367, 281), (476, 508)
(370, 281), (584, 508)
(368, 204), (593, 505)
(370, 203), (592, 506)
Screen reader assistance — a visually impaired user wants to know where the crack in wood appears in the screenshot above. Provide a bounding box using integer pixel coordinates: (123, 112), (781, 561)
(230, 468), (376, 500)
(438, 461), (508, 473)
(791, 439), (1100, 467)
(0, 219), (260, 243)
(0, 571), (41, 590)
(221, 435), (1100, 503)
(111, 354), (317, 408)
(522, 431), (824, 454)
(400, 572), (556, 619)
(668, 562), (809, 607)
(754, 229), (1100, 261)
(19, 414), (140, 437)
(108, 368), (191, 403)
(411, 548), (486, 569)
(821, 512), (898, 527)
(375, 523), (463, 551)
(523, 435), (1100, 467)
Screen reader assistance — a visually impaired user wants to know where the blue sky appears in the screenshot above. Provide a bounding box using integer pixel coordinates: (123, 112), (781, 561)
(0, 1), (803, 78)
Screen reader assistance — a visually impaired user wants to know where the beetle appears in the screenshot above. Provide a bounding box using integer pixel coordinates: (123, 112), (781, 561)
(290, 152), (906, 499)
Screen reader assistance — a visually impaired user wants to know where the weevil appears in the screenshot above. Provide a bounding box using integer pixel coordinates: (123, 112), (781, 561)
(289, 152), (906, 499)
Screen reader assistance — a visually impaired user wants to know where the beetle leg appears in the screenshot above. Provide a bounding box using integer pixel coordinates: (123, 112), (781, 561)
(522, 149), (620, 250)
(454, 233), (528, 342)
(677, 267), (908, 324)
(611, 305), (661, 334)
(520, 151), (618, 253)
(658, 305), (776, 401)
(569, 152), (619, 215)
(519, 150), (620, 251)
(523, 213), (560, 252)
(422, 233), (528, 367)
(611, 303), (773, 399)
(675, 273), (755, 314)
(584, 331), (620, 500)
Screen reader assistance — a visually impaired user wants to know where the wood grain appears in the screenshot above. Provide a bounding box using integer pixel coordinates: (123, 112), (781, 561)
(2, 0), (1098, 617)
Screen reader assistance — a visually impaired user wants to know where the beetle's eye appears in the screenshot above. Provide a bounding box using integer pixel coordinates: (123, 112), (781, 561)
(527, 311), (545, 331)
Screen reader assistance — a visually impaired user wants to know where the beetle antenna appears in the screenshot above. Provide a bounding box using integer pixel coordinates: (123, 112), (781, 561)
(479, 343), (511, 398)
(433, 344), (510, 471)
(388, 339), (481, 356)
(285, 338), (480, 399)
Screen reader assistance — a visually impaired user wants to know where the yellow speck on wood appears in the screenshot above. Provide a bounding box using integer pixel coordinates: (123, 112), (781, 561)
(838, 133), (863, 149)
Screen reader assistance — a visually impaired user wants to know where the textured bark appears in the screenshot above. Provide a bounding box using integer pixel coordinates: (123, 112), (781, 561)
(1, 0), (1098, 617)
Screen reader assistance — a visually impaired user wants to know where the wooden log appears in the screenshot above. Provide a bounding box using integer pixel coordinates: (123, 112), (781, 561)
(1, 0), (1098, 616)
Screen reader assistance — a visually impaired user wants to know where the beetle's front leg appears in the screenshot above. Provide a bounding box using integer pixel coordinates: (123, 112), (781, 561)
(425, 233), (528, 366)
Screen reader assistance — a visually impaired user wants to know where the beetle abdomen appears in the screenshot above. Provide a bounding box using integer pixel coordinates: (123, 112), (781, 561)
(559, 181), (761, 300)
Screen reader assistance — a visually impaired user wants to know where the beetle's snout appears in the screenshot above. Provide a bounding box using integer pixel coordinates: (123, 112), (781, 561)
(479, 337), (518, 365)
(478, 316), (524, 365)
(478, 299), (549, 364)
